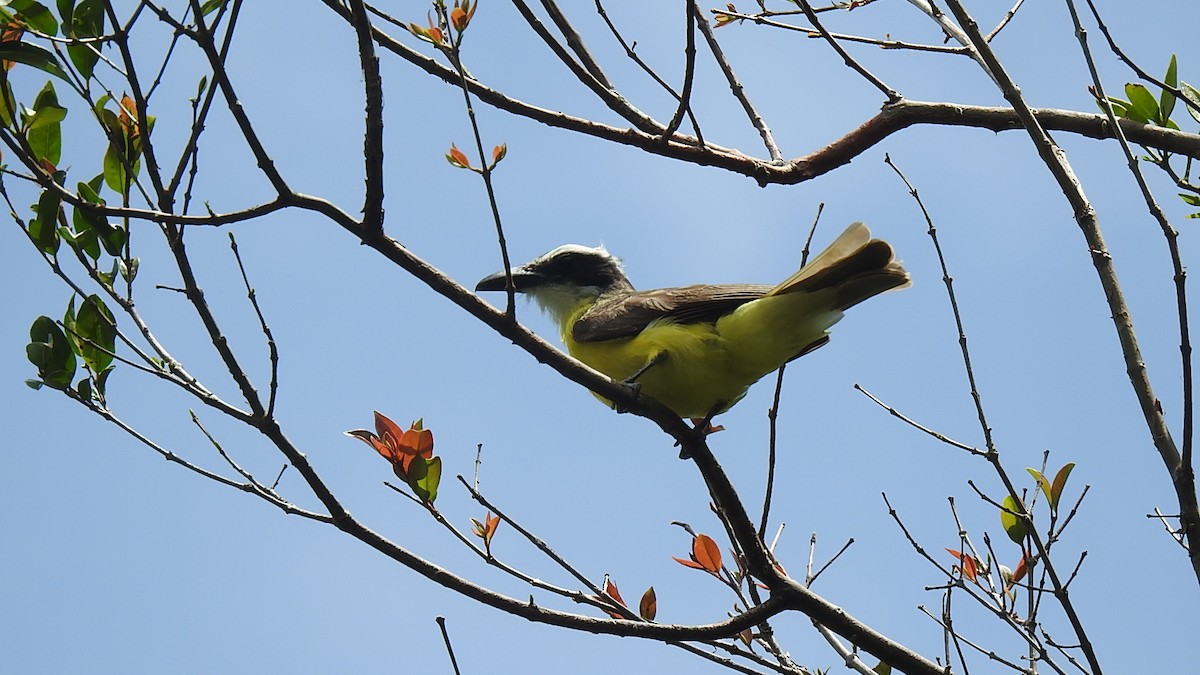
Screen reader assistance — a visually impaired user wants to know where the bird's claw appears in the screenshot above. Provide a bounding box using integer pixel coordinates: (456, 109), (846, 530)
(613, 380), (642, 414)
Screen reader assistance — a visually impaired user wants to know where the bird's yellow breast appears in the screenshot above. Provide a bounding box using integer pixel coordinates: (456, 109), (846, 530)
(560, 292), (841, 418)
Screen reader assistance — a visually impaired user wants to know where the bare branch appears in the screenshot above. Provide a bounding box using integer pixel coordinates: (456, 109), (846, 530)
(346, 0), (386, 235)
(795, 0), (900, 102)
(693, 3), (783, 161)
(1063, 0), (1199, 571)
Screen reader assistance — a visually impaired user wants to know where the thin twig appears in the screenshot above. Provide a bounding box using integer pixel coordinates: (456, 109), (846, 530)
(1080, 0), (1200, 117)
(794, 0), (900, 102)
(855, 383), (985, 455)
(662, 2), (699, 142)
(985, 0), (1027, 42)
(806, 537), (853, 587)
(456, 475), (614, 606)
(692, 2), (783, 162)
(509, 0), (664, 136)
(760, 204), (824, 539)
(593, 0), (704, 146)
(435, 617), (463, 675)
(710, 7), (966, 55)
(228, 233), (281, 418)
(883, 153), (998, 458)
(539, 0), (613, 90)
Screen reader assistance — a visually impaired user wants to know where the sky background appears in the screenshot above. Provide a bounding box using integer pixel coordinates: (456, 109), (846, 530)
(3, 1), (1200, 673)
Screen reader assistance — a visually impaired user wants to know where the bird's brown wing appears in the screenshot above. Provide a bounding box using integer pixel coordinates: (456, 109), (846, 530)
(572, 284), (774, 343)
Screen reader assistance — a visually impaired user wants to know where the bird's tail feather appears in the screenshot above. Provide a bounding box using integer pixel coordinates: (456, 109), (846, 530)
(768, 222), (910, 310)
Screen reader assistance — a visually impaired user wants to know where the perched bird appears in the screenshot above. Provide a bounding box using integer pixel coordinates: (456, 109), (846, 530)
(475, 222), (909, 420)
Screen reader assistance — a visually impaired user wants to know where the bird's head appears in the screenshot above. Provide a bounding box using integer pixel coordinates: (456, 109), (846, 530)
(475, 244), (634, 324)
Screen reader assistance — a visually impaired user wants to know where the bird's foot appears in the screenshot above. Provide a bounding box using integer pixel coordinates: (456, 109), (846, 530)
(677, 406), (726, 459)
(689, 418), (725, 436)
(613, 381), (642, 414)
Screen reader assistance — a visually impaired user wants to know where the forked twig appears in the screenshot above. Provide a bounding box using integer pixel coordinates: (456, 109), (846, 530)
(693, 2), (782, 162)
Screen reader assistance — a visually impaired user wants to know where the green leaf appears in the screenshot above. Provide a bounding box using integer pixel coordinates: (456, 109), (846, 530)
(1103, 95), (1131, 119)
(98, 97), (147, 194)
(25, 80), (65, 165)
(1000, 495), (1028, 545)
(1050, 462), (1075, 510)
(76, 375), (91, 400)
(72, 293), (116, 373)
(28, 215), (58, 255)
(102, 141), (139, 193)
(118, 256), (137, 282)
(1182, 82), (1200, 125)
(97, 257), (117, 287)
(1125, 83), (1159, 124)
(25, 101), (66, 130)
(65, 37), (98, 79)
(1179, 193), (1200, 207)
(9, 0), (58, 35)
(1161, 54), (1178, 122)
(56, 0), (75, 27)
(200, 0), (227, 16)
(872, 662), (893, 675)
(28, 187), (61, 254)
(0, 40), (67, 80)
(64, 0), (103, 78)
(92, 92), (111, 118)
(192, 75), (208, 102)
(75, 179), (123, 255)
(68, 205), (100, 258)
(405, 455), (442, 504)
(0, 78), (16, 128)
(1027, 468), (1053, 508)
(62, 293), (76, 339)
(26, 314), (75, 390)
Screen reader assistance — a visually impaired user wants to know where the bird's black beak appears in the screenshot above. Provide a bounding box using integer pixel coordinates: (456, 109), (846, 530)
(474, 267), (542, 293)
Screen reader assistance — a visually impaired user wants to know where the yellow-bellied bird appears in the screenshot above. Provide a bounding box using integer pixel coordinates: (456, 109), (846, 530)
(476, 222), (909, 420)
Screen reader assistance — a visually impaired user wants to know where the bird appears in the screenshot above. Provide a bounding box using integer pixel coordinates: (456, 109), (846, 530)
(475, 222), (909, 421)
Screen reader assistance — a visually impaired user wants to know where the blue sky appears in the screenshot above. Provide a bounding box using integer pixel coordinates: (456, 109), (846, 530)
(3, 1), (1199, 673)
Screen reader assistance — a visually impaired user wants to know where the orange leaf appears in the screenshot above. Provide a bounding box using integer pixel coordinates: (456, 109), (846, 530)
(346, 425), (394, 464)
(1, 22), (23, 71)
(1010, 551), (1035, 587)
(639, 586), (657, 621)
(492, 143), (507, 164)
(602, 576), (626, 607)
(119, 94), (138, 125)
(471, 512), (500, 550)
(399, 424), (434, 455)
(945, 548), (977, 582)
(349, 413), (437, 478)
(450, 7), (468, 31)
(446, 143), (471, 169)
(427, 25), (444, 44)
(672, 556), (704, 570)
(693, 534), (723, 574)
(345, 428), (379, 448)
